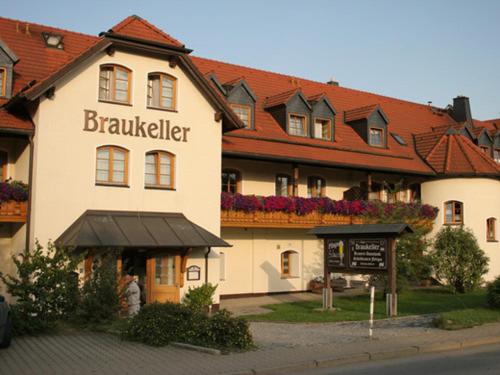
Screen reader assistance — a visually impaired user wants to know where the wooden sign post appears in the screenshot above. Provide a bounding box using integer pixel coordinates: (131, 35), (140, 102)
(310, 223), (413, 316)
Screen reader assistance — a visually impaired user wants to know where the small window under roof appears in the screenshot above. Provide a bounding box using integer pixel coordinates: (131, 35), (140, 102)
(42, 32), (64, 49)
(391, 132), (407, 146)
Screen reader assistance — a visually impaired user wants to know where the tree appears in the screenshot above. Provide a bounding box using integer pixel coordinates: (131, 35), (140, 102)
(432, 226), (489, 293)
(0, 242), (80, 334)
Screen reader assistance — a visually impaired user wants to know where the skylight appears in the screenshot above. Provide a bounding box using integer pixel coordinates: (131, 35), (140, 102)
(391, 133), (407, 146)
(42, 32), (64, 49)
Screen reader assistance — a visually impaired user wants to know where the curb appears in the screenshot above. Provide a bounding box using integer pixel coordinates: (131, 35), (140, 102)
(222, 335), (500, 375)
(171, 342), (221, 355)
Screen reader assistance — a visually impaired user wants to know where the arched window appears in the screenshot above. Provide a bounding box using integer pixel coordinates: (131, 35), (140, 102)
(0, 151), (7, 182)
(221, 169), (241, 194)
(307, 176), (326, 198)
(145, 151), (175, 188)
(487, 218), (497, 242)
(444, 200), (463, 225)
(147, 73), (177, 110)
(281, 250), (299, 278)
(0, 68), (6, 97)
(275, 174), (293, 197)
(96, 146), (129, 185)
(99, 64), (131, 103)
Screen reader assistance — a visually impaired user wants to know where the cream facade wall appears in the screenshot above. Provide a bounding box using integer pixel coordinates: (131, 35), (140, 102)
(220, 228), (324, 295)
(28, 49), (224, 300)
(422, 178), (500, 281)
(222, 158), (370, 199)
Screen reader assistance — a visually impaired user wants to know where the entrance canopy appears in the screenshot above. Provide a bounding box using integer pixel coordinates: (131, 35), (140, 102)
(56, 210), (231, 249)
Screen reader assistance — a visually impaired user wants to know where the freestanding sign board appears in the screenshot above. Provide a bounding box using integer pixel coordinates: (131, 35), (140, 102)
(310, 224), (413, 317)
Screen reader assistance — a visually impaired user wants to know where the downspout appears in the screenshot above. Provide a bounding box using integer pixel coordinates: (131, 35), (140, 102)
(204, 247), (211, 284)
(25, 134), (34, 253)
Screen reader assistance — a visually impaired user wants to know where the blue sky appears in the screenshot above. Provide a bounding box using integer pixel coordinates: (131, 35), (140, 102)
(3, 0), (500, 120)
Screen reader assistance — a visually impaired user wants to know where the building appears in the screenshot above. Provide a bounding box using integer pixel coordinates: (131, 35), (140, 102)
(0, 16), (498, 304)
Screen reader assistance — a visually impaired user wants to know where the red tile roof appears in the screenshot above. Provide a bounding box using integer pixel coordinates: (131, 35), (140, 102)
(344, 104), (379, 122)
(264, 88), (302, 109)
(417, 131), (499, 175)
(109, 15), (184, 47)
(0, 15), (497, 177)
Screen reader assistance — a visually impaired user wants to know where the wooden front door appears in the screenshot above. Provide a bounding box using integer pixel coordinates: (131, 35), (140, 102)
(147, 254), (181, 303)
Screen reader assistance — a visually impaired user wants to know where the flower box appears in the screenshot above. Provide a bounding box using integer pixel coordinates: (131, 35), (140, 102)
(0, 200), (28, 222)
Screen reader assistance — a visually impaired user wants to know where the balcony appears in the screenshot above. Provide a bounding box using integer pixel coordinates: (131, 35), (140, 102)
(0, 181), (29, 223)
(220, 193), (437, 231)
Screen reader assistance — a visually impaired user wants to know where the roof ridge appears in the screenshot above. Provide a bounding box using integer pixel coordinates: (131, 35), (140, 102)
(113, 15), (184, 47)
(0, 15), (97, 40)
(445, 134), (453, 173)
(191, 55), (457, 115)
(426, 133), (448, 160)
(454, 135), (477, 173)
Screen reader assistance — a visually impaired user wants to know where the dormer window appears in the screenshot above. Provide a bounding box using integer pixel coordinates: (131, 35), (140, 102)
(148, 73), (177, 110)
(369, 128), (384, 147)
(42, 32), (64, 49)
(289, 114), (307, 136)
(230, 104), (251, 128)
(0, 68), (5, 97)
(99, 65), (131, 104)
(494, 149), (500, 163)
(314, 118), (331, 140)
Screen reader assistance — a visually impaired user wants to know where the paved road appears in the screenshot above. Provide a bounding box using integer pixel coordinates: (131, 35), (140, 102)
(296, 344), (500, 375)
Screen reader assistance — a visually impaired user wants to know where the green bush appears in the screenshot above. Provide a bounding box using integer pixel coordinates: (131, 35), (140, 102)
(182, 283), (217, 312)
(123, 302), (253, 351)
(74, 253), (123, 325)
(203, 309), (253, 350)
(431, 226), (489, 293)
(0, 242), (80, 335)
(487, 276), (500, 309)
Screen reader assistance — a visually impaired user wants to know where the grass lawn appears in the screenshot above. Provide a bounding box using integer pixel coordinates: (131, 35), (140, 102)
(244, 288), (500, 328)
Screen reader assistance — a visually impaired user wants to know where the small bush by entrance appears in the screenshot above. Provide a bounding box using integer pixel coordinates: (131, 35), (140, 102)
(123, 302), (254, 351)
(182, 283), (217, 312)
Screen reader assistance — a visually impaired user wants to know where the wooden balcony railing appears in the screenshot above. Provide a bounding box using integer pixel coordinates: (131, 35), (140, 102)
(0, 200), (28, 223)
(221, 210), (364, 229)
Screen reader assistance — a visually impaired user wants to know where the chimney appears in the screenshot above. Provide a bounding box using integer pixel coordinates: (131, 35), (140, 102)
(451, 96), (472, 124)
(326, 76), (339, 87)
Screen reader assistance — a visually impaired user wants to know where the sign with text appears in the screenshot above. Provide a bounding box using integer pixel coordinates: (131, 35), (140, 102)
(349, 238), (387, 271)
(326, 238), (348, 269)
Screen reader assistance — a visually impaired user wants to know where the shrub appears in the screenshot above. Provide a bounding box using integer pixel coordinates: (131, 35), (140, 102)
(182, 283), (217, 312)
(74, 253), (123, 325)
(0, 242), (80, 335)
(123, 302), (254, 351)
(486, 276), (500, 309)
(203, 309), (253, 351)
(431, 226), (489, 293)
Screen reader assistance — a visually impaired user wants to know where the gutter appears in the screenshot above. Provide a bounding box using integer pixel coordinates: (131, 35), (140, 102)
(204, 247), (211, 284)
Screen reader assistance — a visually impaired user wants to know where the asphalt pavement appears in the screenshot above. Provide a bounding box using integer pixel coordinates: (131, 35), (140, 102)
(295, 344), (500, 375)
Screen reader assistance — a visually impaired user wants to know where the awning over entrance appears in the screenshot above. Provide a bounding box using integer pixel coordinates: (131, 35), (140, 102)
(55, 210), (231, 248)
(309, 223), (413, 237)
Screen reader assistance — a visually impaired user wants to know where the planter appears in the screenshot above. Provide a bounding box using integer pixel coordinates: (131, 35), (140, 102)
(221, 209), (361, 229)
(0, 200), (27, 222)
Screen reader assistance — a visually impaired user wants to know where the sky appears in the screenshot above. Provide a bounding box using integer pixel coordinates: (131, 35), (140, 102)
(2, 0), (500, 120)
